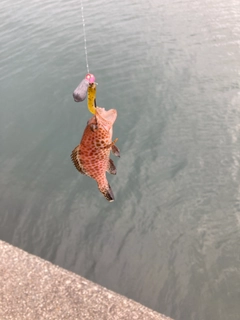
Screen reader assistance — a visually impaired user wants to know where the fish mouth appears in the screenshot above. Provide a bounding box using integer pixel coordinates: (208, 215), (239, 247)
(96, 107), (117, 124)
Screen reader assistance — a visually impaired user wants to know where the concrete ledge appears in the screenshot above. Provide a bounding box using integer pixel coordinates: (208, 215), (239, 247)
(0, 240), (173, 320)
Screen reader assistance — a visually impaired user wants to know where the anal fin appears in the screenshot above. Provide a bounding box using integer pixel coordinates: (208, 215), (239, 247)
(108, 159), (117, 175)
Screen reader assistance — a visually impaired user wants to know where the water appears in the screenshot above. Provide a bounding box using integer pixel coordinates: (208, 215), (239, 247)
(1, 0), (240, 319)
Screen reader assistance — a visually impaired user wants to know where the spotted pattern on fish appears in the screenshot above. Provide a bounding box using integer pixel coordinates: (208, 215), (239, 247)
(71, 107), (120, 202)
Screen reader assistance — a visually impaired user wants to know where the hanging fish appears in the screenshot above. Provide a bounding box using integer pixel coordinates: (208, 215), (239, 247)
(73, 73), (96, 104)
(71, 107), (120, 202)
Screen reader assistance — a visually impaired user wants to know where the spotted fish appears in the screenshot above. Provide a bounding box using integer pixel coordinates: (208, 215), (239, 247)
(71, 107), (120, 202)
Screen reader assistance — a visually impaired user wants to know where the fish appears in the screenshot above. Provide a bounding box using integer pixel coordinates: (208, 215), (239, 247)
(71, 107), (120, 202)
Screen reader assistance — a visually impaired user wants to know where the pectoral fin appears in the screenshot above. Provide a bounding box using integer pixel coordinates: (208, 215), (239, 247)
(71, 146), (86, 175)
(104, 138), (120, 157)
(112, 144), (120, 157)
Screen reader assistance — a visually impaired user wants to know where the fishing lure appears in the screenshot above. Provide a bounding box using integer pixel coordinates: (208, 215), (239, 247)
(73, 73), (97, 115)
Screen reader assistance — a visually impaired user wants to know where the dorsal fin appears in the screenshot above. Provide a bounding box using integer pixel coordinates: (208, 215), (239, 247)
(70, 146), (86, 175)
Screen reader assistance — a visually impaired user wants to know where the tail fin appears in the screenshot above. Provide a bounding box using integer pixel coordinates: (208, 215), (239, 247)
(98, 182), (115, 202)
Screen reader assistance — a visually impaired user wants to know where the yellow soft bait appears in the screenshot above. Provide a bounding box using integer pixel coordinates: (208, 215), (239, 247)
(87, 83), (97, 115)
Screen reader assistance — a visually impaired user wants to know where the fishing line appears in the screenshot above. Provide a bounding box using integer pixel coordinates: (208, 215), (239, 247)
(73, 0), (97, 114)
(80, 0), (89, 73)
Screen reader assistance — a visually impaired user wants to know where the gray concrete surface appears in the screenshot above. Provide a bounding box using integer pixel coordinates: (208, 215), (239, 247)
(0, 240), (173, 320)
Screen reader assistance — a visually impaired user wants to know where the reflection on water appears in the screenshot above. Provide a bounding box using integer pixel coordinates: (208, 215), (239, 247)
(0, 0), (240, 319)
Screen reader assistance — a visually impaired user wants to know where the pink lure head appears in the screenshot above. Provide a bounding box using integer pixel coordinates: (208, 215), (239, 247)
(85, 73), (96, 84)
